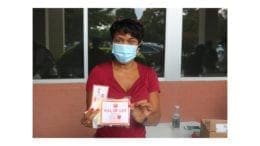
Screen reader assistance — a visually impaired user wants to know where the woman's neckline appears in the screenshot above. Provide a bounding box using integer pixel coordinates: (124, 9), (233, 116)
(111, 60), (141, 93)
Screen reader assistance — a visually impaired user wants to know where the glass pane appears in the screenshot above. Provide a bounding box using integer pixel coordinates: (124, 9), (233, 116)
(33, 8), (84, 79)
(181, 8), (227, 77)
(88, 8), (166, 77)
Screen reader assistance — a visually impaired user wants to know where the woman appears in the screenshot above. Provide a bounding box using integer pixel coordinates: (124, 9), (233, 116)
(81, 18), (161, 137)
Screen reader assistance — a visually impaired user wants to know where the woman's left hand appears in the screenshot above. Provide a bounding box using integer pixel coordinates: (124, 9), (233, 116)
(130, 100), (154, 124)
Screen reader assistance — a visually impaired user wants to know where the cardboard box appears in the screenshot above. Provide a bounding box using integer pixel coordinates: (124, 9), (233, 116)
(200, 119), (227, 138)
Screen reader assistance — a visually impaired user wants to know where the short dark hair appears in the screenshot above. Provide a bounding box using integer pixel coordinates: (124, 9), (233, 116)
(109, 18), (144, 43)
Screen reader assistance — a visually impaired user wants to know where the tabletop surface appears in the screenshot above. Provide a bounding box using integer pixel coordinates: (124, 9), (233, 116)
(145, 121), (201, 138)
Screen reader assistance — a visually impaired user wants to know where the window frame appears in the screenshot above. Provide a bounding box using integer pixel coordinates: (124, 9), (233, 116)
(33, 8), (227, 84)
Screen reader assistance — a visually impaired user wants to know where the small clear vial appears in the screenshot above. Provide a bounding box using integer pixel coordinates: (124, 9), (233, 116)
(172, 105), (180, 128)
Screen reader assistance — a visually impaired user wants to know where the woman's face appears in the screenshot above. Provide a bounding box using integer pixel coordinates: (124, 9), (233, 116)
(112, 32), (139, 46)
(111, 32), (140, 64)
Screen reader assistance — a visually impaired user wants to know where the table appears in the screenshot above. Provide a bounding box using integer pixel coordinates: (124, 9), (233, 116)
(145, 121), (200, 138)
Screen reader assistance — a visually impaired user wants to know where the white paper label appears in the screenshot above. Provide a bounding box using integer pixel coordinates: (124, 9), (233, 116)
(91, 85), (109, 109)
(216, 123), (227, 133)
(101, 99), (130, 125)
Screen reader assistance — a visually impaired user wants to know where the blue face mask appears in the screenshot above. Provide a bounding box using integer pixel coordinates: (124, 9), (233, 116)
(112, 43), (137, 64)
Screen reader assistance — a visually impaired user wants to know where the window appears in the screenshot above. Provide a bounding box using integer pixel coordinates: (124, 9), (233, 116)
(33, 8), (227, 82)
(88, 8), (166, 77)
(181, 8), (227, 77)
(33, 8), (84, 79)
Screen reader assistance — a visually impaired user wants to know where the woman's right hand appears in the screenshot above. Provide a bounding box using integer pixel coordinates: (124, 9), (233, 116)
(81, 108), (99, 128)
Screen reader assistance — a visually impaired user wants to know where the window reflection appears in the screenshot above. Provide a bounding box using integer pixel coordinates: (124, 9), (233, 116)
(88, 8), (166, 77)
(182, 8), (227, 77)
(33, 8), (84, 79)
(33, 8), (226, 80)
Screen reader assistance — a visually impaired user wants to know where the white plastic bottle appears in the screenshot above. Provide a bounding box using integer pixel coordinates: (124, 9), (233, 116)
(172, 105), (180, 128)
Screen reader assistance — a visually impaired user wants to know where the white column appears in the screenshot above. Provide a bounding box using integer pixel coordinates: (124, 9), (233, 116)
(164, 8), (182, 81)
